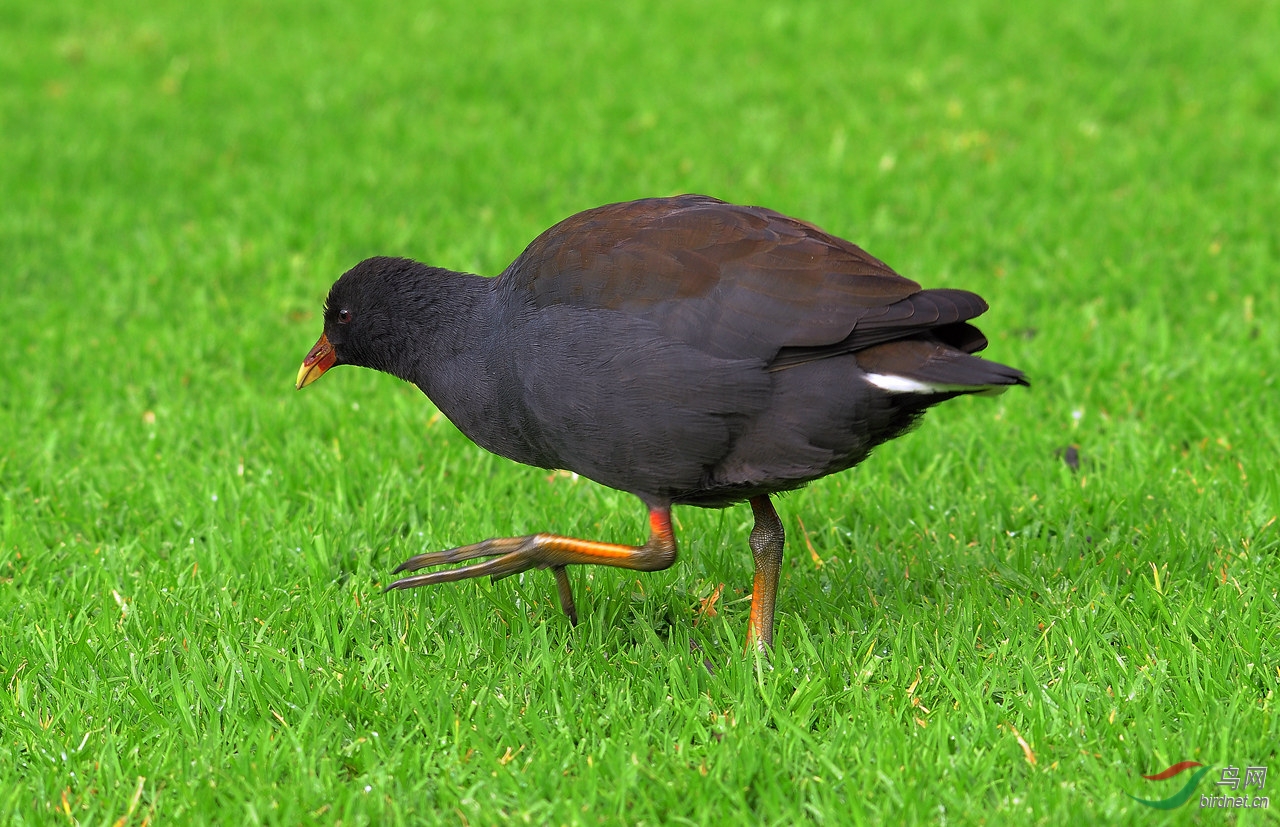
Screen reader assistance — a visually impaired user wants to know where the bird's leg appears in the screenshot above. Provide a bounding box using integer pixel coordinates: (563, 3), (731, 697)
(745, 495), (785, 651)
(386, 506), (678, 626)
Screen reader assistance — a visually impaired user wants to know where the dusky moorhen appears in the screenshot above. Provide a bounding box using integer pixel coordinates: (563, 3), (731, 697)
(297, 195), (1026, 648)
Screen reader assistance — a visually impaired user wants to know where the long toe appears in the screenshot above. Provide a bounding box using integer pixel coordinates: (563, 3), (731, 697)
(392, 536), (535, 575)
(385, 544), (545, 591)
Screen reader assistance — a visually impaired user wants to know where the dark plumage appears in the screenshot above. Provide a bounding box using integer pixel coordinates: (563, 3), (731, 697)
(297, 195), (1027, 648)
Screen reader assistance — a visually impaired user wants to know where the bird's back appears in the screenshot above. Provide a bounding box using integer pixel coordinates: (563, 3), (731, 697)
(501, 195), (979, 360)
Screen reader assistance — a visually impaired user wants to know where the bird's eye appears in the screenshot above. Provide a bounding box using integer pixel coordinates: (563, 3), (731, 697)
(337, 309), (352, 324)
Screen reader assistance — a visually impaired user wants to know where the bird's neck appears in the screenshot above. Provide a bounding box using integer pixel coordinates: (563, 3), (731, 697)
(385, 272), (511, 433)
(381, 269), (492, 390)
(396, 272), (551, 466)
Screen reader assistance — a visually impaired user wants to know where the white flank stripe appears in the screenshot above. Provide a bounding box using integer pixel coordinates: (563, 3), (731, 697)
(865, 373), (939, 393)
(865, 373), (1009, 395)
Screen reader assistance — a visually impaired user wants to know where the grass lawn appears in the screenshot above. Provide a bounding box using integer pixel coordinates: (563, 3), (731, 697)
(2, 0), (1277, 823)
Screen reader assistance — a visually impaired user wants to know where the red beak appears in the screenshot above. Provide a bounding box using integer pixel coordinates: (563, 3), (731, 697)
(296, 333), (337, 389)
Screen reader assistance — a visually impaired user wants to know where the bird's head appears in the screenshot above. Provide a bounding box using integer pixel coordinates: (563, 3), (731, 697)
(295, 256), (428, 389)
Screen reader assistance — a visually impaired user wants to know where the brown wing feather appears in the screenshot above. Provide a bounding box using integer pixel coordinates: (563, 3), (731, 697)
(499, 195), (978, 362)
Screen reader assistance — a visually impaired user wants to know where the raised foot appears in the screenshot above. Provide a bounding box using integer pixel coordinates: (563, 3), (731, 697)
(387, 534), (551, 587)
(384, 506), (678, 628)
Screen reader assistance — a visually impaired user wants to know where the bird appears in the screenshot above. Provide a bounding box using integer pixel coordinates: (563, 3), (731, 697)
(296, 194), (1027, 649)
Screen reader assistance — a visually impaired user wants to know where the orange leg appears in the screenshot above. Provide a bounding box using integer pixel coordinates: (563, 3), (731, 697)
(745, 495), (785, 651)
(386, 505), (678, 626)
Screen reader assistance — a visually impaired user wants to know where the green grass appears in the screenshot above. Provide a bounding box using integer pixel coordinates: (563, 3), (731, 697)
(2, 0), (1278, 823)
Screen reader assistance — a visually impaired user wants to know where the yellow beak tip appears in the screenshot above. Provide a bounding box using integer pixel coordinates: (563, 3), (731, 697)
(297, 333), (336, 390)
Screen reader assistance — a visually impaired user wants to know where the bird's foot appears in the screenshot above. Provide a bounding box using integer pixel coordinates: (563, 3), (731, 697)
(389, 534), (547, 584)
(384, 508), (677, 628)
(385, 535), (583, 622)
